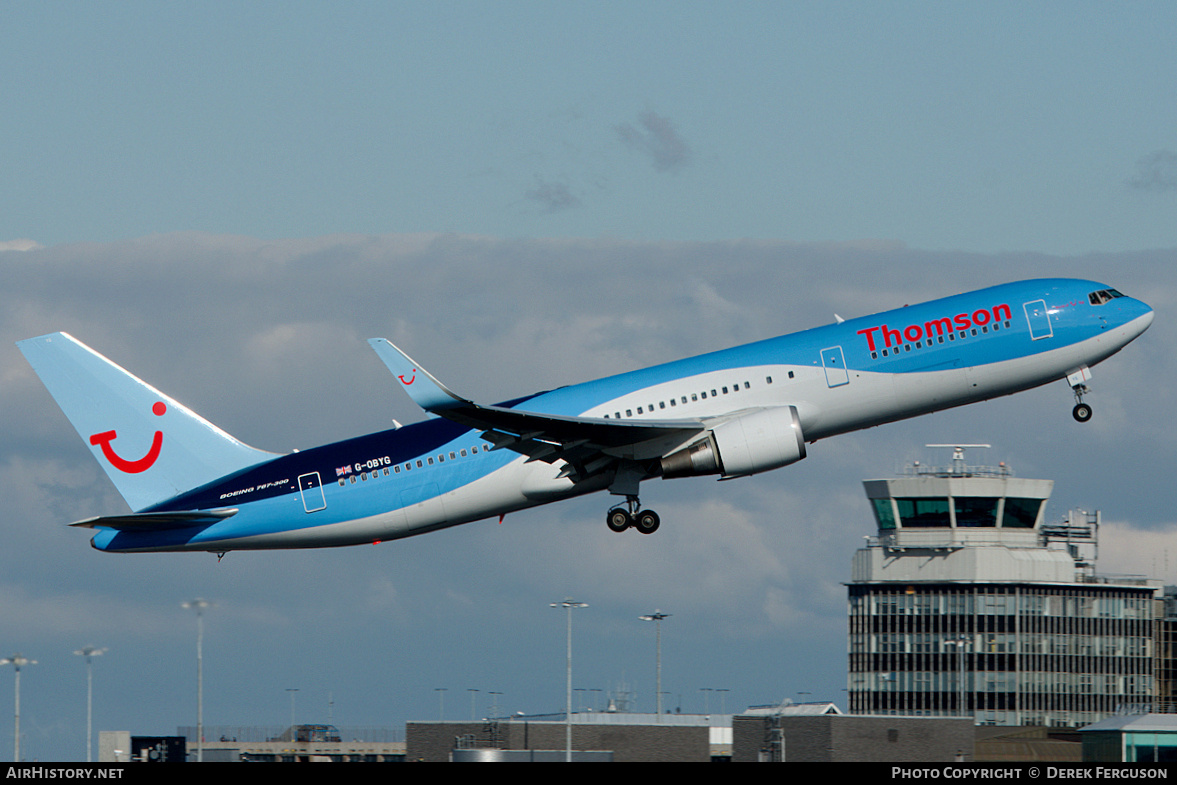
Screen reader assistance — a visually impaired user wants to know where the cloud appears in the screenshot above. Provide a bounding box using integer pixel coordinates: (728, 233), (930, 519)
(1126, 150), (1177, 192)
(615, 111), (692, 172)
(0, 238), (42, 252)
(524, 178), (582, 213)
(1092, 519), (1177, 582)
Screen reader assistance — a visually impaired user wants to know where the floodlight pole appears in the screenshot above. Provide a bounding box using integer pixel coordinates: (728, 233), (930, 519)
(287, 688), (299, 735)
(73, 647), (106, 762)
(946, 634), (972, 718)
(1, 654), (36, 762)
(551, 599), (587, 762)
(639, 611), (670, 720)
(183, 599), (211, 762)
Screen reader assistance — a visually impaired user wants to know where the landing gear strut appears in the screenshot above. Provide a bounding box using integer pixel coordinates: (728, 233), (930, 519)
(1071, 384), (1092, 423)
(606, 496), (660, 534)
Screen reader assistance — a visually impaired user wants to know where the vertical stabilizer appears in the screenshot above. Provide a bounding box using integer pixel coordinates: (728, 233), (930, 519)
(18, 333), (279, 511)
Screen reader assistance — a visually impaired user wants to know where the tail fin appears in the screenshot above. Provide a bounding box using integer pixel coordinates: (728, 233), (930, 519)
(17, 333), (278, 511)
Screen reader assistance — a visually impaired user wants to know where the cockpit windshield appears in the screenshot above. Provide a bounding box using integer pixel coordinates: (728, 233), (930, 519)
(1088, 289), (1125, 305)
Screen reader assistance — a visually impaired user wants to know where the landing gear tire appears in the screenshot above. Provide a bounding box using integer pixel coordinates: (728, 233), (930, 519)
(607, 509), (632, 532)
(634, 510), (661, 535)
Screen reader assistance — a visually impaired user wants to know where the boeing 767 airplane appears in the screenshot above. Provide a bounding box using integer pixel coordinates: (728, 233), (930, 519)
(17, 278), (1153, 554)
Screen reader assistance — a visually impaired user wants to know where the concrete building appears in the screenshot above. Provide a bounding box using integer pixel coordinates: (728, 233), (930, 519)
(169, 725), (404, 762)
(406, 713), (725, 762)
(731, 711), (974, 762)
(847, 446), (1159, 728)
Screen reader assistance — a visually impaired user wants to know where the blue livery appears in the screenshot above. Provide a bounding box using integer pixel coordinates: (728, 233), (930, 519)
(16, 278), (1153, 553)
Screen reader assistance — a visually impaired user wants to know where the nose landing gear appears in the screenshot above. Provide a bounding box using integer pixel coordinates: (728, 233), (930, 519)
(1068, 366), (1094, 423)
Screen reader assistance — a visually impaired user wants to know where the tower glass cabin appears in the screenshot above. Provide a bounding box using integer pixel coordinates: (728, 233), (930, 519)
(847, 447), (1158, 728)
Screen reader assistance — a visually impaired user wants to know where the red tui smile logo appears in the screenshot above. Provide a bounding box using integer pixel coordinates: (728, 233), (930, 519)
(89, 401), (166, 474)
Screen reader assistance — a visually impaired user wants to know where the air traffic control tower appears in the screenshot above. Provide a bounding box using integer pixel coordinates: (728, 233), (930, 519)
(847, 446), (1158, 728)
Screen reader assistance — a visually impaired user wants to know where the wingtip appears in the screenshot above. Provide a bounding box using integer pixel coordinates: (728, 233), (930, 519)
(367, 337), (466, 411)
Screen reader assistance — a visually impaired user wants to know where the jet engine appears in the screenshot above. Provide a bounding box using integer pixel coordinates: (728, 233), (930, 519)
(660, 406), (807, 479)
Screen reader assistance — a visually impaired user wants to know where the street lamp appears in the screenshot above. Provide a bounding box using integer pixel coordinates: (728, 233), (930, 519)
(182, 598), (212, 762)
(434, 688), (447, 721)
(550, 598), (587, 762)
(73, 646), (107, 762)
(945, 634), (972, 718)
(639, 610), (670, 720)
(286, 688), (299, 736)
(0, 654), (36, 762)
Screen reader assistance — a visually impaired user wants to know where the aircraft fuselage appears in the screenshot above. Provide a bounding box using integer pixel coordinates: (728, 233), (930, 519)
(19, 278), (1153, 553)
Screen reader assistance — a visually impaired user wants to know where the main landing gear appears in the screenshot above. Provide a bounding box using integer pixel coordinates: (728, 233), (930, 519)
(607, 496), (660, 534)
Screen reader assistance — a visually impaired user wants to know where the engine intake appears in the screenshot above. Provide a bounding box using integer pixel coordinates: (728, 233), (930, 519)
(661, 406), (807, 479)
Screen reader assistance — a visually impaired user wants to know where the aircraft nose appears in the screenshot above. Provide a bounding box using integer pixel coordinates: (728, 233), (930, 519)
(1124, 298), (1154, 339)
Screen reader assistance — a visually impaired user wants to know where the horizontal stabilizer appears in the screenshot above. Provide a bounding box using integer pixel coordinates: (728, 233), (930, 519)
(69, 509), (237, 531)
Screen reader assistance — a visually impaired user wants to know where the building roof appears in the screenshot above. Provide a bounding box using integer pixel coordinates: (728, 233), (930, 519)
(1079, 714), (1177, 734)
(741, 702), (842, 716)
(509, 711), (731, 727)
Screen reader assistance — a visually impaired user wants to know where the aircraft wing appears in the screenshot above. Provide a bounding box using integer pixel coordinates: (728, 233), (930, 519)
(368, 338), (705, 472)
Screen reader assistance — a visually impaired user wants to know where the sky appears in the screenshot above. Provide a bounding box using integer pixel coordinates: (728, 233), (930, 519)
(0, 1), (1175, 762)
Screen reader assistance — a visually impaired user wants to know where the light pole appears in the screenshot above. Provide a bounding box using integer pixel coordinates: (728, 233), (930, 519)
(467, 688), (479, 721)
(551, 598), (587, 762)
(434, 688), (447, 721)
(716, 688), (730, 715)
(0, 654), (36, 762)
(286, 688), (299, 736)
(182, 599), (212, 762)
(73, 646), (106, 762)
(945, 634), (972, 718)
(639, 611), (670, 720)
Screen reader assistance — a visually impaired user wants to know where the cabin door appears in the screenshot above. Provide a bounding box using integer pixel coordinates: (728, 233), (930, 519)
(1023, 300), (1053, 340)
(298, 472), (327, 513)
(821, 346), (850, 387)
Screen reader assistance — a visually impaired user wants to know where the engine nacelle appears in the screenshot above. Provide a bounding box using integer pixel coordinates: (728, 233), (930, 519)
(661, 406), (807, 479)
